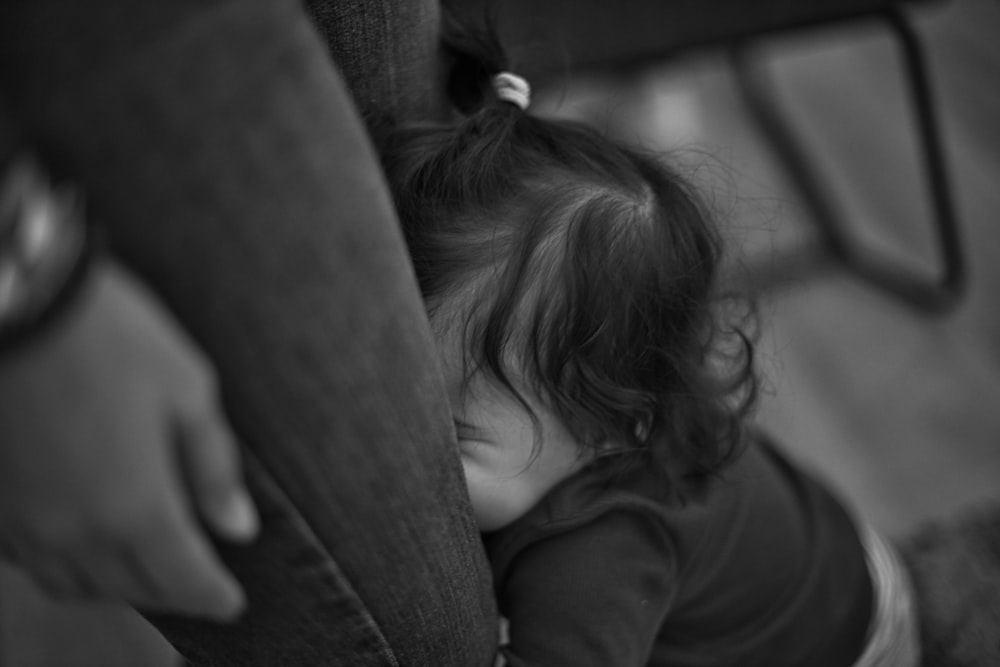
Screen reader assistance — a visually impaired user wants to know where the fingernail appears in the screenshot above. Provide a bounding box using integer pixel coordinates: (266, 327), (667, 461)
(212, 585), (247, 621)
(220, 493), (259, 541)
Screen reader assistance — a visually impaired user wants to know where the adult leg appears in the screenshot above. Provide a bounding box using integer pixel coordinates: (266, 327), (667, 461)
(304, 0), (450, 122)
(0, 0), (496, 664)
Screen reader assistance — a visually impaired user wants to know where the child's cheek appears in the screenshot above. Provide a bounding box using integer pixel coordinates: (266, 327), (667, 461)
(460, 455), (535, 532)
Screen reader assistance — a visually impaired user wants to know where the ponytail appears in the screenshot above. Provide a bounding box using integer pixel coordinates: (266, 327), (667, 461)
(442, 11), (515, 115)
(383, 14), (757, 492)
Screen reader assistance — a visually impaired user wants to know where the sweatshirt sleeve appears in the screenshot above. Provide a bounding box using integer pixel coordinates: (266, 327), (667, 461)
(497, 510), (677, 667)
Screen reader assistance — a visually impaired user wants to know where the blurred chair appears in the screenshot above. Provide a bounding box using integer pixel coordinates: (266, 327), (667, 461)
(446, 0), (965, 314)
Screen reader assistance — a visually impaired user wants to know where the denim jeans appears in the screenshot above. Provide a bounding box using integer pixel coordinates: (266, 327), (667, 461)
(0, 0), (496, 664)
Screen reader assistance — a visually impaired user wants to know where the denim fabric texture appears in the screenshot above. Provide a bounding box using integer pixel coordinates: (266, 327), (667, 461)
(153, 453), (398, 666)
(305, 0), (450, 122)
(0, 0), (496, 665)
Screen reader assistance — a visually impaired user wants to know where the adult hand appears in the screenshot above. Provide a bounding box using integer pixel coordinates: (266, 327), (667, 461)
(0, 262), (258, 619)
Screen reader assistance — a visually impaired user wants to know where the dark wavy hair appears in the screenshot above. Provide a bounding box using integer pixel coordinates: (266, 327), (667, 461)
(376, 16), (758, 497)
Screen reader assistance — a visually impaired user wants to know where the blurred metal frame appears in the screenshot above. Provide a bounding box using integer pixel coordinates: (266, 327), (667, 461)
(729, 6), (965, 314)
(446, 0), (967, 314)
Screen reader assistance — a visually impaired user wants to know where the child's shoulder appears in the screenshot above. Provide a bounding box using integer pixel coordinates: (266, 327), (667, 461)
(482, 457), (689, 575)
(484, 433), (834, 582)
(482, 461), (678, 585)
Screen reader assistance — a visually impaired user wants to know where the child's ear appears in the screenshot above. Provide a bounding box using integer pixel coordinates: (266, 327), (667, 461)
(634, 415), (652, 442)
(592, 437), (626, 460)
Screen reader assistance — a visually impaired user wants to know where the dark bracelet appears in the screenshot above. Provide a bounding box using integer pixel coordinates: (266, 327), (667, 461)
(0, 153), (98, 357)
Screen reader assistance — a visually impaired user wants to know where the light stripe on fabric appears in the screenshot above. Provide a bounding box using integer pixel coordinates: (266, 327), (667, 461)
(852, 525), (921, 667)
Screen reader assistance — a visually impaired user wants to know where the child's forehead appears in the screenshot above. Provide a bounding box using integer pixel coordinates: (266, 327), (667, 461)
(431, 310), (532, 399)
(426, 256), (554, 398)
(429, 307), (480, 391)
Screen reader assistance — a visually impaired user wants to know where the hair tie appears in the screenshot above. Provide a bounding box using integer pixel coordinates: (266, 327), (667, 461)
(492, 72), (531, 111)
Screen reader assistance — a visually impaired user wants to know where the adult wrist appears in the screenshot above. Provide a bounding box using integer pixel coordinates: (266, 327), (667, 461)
(0, 152), (97, 356)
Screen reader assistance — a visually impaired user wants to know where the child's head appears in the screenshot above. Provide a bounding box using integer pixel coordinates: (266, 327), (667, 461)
(378, 20), (757, 529)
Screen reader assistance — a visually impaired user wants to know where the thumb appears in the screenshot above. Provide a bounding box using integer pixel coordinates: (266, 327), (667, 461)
(174, 406), (259, 543)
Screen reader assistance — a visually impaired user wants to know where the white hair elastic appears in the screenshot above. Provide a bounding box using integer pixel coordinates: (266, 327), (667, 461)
(492, 72), (531, 111)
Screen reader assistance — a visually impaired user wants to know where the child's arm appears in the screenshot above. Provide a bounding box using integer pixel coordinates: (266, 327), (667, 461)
(496, 510), (676, 666)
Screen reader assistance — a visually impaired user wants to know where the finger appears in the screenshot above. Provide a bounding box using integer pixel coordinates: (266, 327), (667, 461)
(0, 529), (80, 598)
(70, 542), (164, 609)
(129, 510), (246, 620)
(0, 535), (22, 564)
(63, 558), (100, 598)
(21, 554), (96, 601)
(173, 408), (258, 543)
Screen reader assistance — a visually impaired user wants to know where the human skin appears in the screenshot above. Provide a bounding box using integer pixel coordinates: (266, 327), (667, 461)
(0, 263), (257, 618)
(434, 321), (592, 532)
